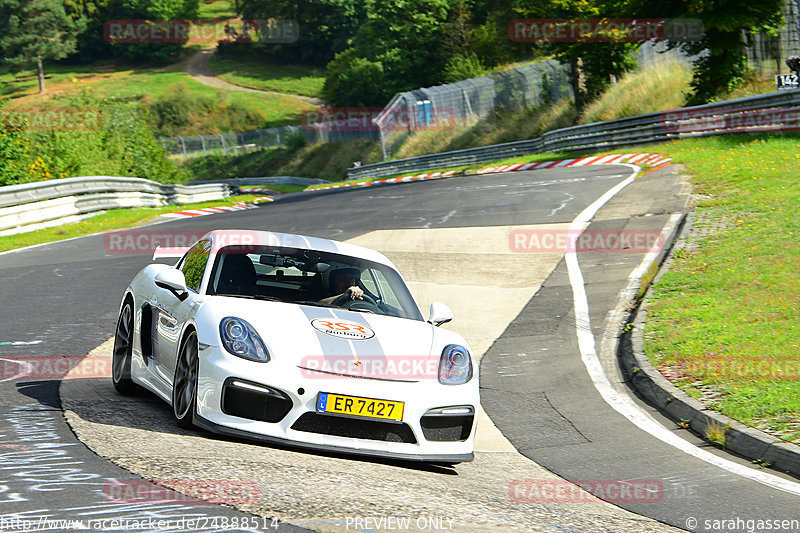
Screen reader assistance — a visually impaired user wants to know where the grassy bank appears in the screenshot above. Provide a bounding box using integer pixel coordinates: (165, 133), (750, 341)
(184, 100), (577, 181)
(579, 59), (692, 124)
(1, 66), (315, 135)
(208, 56), (325, 98)
(643, 134), (800, 443)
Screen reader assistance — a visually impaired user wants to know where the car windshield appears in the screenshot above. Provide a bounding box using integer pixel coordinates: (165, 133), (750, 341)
(206, 245), (424, 321)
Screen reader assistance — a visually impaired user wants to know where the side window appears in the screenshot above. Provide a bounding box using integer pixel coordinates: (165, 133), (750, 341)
(180, 240), (211, 292)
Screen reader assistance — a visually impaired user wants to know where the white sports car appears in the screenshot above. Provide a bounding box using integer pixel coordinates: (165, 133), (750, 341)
(112, 230), (478, 463)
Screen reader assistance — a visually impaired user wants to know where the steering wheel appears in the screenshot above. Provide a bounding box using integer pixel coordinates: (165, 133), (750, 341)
(331, 291), (378, 310)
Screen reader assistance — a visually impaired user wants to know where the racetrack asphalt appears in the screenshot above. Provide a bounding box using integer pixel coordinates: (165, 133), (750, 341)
(0, 164), (798, 532)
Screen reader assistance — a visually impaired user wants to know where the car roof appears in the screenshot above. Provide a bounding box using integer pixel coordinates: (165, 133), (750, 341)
(202, 229), (396, 268)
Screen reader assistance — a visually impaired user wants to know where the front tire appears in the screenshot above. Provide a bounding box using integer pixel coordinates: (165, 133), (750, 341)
(173, 330), (199, 429)
(112, 299), (137, 395)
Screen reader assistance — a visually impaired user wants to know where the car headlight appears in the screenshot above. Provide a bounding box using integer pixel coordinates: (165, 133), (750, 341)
(219, 317), (270, 362)
(438, 344), (472, 385)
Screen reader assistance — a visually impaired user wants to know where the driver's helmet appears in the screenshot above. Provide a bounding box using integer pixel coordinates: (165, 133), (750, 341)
(324, 267), (361, 293)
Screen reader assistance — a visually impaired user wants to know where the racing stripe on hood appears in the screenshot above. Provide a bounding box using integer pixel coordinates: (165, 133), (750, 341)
(299, 306), (391, 379)
(299, 306), (355, 358)
(330, 309), (386, 359)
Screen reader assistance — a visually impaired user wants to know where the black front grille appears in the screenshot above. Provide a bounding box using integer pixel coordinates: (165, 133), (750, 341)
(420, 414), (474, 442)
(291, 413), (417, 444)
(221, 379), (293, 423)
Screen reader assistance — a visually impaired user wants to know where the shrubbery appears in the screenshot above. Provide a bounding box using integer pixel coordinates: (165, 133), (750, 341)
(0, 93), (187, 186)
(145, 83), (266, 137)
(0, 119), (49, 186)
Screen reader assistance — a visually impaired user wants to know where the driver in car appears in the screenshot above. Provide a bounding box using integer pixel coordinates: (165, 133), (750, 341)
(319, 267), (364, 305)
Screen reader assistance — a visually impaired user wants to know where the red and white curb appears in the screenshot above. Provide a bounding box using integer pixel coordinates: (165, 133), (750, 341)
(310, 153), (671, 192)
(477, 153), (671, 174)
(163, 203), (259, 219)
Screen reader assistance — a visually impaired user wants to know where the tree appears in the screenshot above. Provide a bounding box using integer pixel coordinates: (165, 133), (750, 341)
(63, 0), (114, 62)
(236, 0), (365, 65)
(628, 0), (784, 103)
(0, 0), (86, 93)
(105, 0), (199, 64)
(512, 0), (637, 113)
(323, 0), (465, 106)
(323, 48), (387, 107)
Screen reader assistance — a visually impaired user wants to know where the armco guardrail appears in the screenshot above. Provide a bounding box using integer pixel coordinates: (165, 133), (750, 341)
(0, 176), (234, 236)
(349, 90), (800, 180)
(188, 176), (326, 186)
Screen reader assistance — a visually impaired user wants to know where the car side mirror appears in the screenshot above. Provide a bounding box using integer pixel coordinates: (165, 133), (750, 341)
(155, 269), (189, 301)
(428, 302), (453, 327)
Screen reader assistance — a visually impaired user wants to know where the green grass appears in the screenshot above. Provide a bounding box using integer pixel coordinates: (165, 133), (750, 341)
(0, 195), (260, 253)
(579, 58), (693, 124)
(392, 99), (576, 160)
(184, 100), (577, 182)
(208, 56), (325, 98)
(197, 0), (236, 19)
(183, 139), (384, 182)
(1, 66), (315, 134)
(639, 134), (800, 442)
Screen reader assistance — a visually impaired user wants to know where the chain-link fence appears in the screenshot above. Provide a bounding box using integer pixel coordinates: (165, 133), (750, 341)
(162, 2), (800, 160)
(635, 40), (701, 68)
(745, 0), (800, 75)
(373, 59), (572, 159)
(160, 122), (380, 157)
(161, 126), (302, 157)
(626, 1), (800, 75)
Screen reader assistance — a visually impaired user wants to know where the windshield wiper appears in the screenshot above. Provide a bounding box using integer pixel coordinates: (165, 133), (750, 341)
(294, 300), (338, 309)
(214, 294), (282, 302)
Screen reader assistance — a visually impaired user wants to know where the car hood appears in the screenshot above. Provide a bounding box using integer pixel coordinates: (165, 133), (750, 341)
(204, 298), (441, 381)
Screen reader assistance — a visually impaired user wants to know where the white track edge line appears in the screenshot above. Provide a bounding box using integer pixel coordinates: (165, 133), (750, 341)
(565, 164), (800, 497)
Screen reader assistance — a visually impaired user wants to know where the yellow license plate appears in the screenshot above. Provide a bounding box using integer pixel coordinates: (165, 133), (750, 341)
(316, 392), (404, 422)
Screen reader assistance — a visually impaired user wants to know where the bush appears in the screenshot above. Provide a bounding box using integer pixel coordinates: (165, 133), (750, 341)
(443, 53), (486, 83)
(0, 93), (188, 186)
(322, 48), (388, 107)
(0, 103), (50, 186)
(145, 83), (267, 137)
(285, 130), (307, 151)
